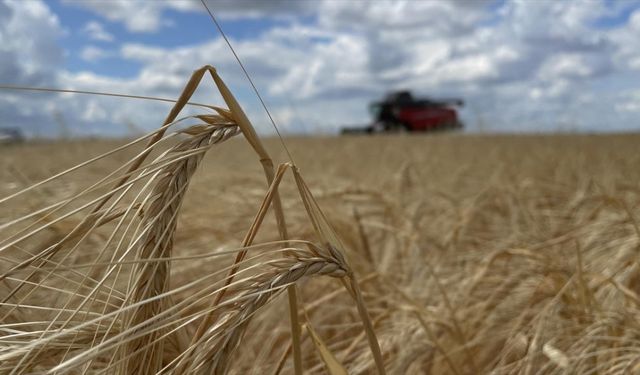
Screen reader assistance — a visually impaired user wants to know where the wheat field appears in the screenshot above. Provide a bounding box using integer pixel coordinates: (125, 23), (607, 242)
(1, 121), (640, 373)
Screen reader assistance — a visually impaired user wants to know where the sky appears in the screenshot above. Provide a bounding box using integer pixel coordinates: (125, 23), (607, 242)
(1, 0), (640, 138)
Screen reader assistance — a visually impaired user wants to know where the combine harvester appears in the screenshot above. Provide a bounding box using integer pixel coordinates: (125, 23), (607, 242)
(342, 91), (464, 134)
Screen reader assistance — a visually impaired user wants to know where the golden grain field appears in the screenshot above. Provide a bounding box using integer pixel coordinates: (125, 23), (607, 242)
(1, 130), (639, 374)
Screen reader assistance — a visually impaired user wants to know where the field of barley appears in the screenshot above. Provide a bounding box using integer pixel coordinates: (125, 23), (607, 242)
(1, 127), (639, 374)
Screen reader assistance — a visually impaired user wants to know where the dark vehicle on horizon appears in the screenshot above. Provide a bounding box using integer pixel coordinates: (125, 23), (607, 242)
(0, 128), (24, 144)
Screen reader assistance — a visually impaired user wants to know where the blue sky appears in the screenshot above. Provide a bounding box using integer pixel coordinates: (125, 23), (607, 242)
(1, 0), (640, 137)
(48, 1), (291, 77)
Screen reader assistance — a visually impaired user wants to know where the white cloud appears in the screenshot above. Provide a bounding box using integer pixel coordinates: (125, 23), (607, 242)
(80, 46), (109, 62)
(80, 99), (108, 122)
(616, 90), (640, 113)
(62, 0), (200, 32)
(61, 0), (314, 33)
(0, 0), (64, 77)
(529, 80), (570, 100)
(120, 44), (166, 62)
(616, 102), (640, 113)
(611, 9), (640, 71)
(0, 0), (67, 136)
(318, 0), (490, 35)
(83, 21), (114, 42)
(538, 54), (594, 80)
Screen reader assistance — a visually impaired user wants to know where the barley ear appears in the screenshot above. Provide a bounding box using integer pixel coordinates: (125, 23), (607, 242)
(292, 167), (386, 374)
(209, 68), (301, 373)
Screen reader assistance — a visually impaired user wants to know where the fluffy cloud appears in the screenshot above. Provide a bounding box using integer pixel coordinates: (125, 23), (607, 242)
(318, 0), (491, 36)
(62, 0), (315, 33)
(62, 0), (200, 32)
(63, 0), (320, 33)
(0, 0), (64, 83)
(611, 9), (640, 71)
(83, 21), (114, 42)
(0, 0), (66, 136)
(616, 90), (640, 113)
(80, 46), (110, 62)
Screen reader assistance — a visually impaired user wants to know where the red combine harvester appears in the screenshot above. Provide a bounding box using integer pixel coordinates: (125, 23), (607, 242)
(342, 91), (463, 134)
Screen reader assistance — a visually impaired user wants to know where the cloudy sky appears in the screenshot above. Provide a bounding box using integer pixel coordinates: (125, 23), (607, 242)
(1, 0), (640, 137)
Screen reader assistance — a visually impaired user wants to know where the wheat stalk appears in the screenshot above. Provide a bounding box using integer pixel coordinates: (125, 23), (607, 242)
(120, 121), (240, 374)
(182, 249), (349, 374)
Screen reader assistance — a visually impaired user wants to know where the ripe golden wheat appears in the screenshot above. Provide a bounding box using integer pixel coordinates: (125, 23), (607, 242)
(0, 66), (383, 374)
